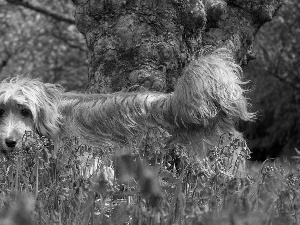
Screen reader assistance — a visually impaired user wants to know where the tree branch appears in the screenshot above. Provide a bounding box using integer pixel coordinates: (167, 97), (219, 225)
(6, 0), (75, 24)
(0, 49), (11, 74)
(51, 32), (87, 52)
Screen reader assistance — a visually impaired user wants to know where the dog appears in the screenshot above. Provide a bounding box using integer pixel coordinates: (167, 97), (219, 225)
(0, 48), (253, 174)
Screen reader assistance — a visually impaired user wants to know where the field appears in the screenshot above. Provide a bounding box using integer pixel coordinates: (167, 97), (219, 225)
(0, 130), (299, 225)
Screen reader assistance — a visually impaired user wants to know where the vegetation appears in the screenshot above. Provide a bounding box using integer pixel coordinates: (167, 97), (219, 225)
(0, 0), (300, 224)
(0, 0), (87, 90)
(243, 0), (300, 159)
(1, 131), (300, 225)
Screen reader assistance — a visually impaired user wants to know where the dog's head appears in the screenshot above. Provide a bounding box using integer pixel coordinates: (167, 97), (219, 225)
(0, 77), (63, 156)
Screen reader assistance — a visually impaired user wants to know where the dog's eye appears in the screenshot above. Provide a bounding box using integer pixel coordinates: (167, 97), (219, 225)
(21, 109), (32, 117)
(0, 109), (4, 117)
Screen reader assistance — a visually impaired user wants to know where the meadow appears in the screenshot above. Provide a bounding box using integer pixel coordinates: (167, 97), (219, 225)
(0, 130), (299, 225)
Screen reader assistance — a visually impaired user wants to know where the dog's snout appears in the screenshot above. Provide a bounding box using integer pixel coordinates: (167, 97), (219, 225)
(5, 138), (17, 148)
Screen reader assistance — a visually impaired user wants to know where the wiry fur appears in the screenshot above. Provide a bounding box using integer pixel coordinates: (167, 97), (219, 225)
(0, 48), (253, 159)
(173, 48), (252, 130)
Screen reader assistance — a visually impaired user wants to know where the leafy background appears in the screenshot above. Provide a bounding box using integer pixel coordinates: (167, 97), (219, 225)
(243, 0), (300, 160)
(0, 0), (87, 91)
(0, 0), (299, 160)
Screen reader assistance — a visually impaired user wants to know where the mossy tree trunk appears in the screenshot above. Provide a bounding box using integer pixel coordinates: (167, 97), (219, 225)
(72, 0), (282, 93)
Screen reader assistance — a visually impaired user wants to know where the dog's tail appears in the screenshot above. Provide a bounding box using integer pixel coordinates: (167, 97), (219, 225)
(170, 48), (254, 133)
(70, 48), (254, 146)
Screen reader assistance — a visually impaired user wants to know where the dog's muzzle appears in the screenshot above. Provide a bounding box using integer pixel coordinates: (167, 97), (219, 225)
(5, 138), (17, 148)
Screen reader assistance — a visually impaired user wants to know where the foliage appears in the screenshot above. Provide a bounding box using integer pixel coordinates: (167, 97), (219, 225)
(0, 0), (87, 91)
(244, 0), (300, 159)
(0, 0), (299, 224)
(1, 131), (300, 224)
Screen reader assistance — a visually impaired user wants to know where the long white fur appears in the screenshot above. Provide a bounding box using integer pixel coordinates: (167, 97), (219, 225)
(0, 48), (253, 162)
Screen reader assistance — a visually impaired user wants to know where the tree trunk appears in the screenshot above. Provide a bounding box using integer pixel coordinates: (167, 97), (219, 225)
(72, 0), (281, 93)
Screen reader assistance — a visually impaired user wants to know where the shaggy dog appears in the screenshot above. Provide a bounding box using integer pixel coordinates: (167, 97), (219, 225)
(0, 49), (253, 171)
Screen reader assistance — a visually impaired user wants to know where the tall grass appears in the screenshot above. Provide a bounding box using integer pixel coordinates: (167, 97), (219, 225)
(0, 130), (299, 225)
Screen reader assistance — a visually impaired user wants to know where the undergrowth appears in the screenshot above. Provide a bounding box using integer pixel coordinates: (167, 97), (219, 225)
(0, 130), (300, 225)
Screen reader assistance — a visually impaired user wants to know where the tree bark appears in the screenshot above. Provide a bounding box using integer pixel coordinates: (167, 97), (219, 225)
(72, 0), (282, 93)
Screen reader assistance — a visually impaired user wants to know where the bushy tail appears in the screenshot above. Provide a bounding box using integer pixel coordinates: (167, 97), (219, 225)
(171, 48), (254, 132)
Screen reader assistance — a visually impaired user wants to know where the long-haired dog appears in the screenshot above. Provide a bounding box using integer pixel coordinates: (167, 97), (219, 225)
(0, 48), (253, 172)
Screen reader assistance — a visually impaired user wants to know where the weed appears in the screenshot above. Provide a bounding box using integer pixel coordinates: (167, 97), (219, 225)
(0, 130), (299, 224)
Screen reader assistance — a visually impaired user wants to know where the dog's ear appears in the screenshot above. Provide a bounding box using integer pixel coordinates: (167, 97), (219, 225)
(35, 82), (63, 139)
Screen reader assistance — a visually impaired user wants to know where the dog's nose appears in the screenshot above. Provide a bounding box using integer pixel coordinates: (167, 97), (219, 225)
(5, 138), (17, 148)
